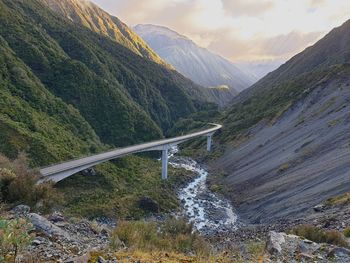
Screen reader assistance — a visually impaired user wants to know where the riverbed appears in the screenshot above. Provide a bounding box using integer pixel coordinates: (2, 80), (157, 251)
(168, 147), (238, 235)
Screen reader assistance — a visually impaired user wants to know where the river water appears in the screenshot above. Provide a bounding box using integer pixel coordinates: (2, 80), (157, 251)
(168, 147), (238, 235)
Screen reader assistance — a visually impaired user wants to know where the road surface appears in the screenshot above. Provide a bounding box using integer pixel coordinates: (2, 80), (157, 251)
(39, 123), (222, 183)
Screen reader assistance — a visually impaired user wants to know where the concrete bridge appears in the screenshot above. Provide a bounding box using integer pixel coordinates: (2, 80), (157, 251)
(39, 124), (222, 183)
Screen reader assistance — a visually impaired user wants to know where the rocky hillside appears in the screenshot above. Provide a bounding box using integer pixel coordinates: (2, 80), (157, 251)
(212, 19), (350, 223)
(134, 24), (256, 100)
(3, 202), (350, 262)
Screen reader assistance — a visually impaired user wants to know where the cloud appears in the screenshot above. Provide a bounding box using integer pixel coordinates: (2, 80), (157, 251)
(222, 0), (274, 16)
(90, 0), (350, 62)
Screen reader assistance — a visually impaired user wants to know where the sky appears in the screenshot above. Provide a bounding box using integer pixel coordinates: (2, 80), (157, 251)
(90, 0), (350, 63)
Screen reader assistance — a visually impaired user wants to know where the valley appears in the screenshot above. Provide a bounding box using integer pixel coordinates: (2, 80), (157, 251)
(0, 0), (350, 262)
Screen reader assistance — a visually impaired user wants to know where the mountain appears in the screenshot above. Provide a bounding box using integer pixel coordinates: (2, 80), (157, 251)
(0, 0), (221, 219)
(0, 35), (103, 167)
(235, 60), (283, 80)
(0, 0), (218, 163)
(41, 0), (170, 68)
(211, 19), (350, 223)
(134, 24), (257, 99)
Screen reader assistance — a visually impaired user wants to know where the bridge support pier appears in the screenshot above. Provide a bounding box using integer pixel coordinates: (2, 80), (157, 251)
(161, 146), (169, 180)
(207, 134), (213, 152)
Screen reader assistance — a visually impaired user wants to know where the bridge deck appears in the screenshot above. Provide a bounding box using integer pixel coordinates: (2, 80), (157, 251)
(39, 123), (222, 183)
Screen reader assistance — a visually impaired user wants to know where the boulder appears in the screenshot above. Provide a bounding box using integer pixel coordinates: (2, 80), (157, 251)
(266, 231), (285, 255)
(29, 213), (71, 239)
(313, 204), (325, 212)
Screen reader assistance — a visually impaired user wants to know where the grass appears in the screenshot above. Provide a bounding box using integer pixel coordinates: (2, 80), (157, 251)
(109, 218), (212, 258)
(56, 155), (195, 219)
(326, 192), (350, 206)
(92, 218), (266, 263)
(344, 227), (350, 238)
(291, 225), (349, 247)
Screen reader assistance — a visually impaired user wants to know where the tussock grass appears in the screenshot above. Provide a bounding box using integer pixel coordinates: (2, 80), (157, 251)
(326, 192), (350, 206)
(111, 218), (210, 256)
(292, 225), (348, 247)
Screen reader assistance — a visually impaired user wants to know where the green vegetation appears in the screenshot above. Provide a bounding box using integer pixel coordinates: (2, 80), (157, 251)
(0, 154), (62, 213)
(0, 0), (215, 150)
(110, 218), (209, 255)
(0, 218), (33, 262)
(57, 155), (194, 219)
(291, 225), (349, 247)
(344, 227), (350, 238)
(0, 35), (103, 166)
(0, 0), (216, 219)
(326, 192), (350, 206)
(217, 19), (350, 145)
(41, 0), (170, 68)
(221, 64), (350, 143)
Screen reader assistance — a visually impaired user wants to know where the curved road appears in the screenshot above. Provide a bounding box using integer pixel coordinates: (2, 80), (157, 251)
(39, 123), (222, 183)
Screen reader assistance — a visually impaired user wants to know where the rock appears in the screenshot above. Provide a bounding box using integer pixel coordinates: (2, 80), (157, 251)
(64, 253), (91, 263)
(97, 256), (107, 263)
(296, 252), (314, 260)
(266, 231), (285, 255)
(313, 204), (325, 212)
(49, 211), (66, 223)
(31, 236), (46, 244)
(298, 239), (320, 254)
(327, 247), (350, 258)
(138, 196), (159, 213)
(11, 205), (30, 216)
(82, 168), (96, 177)
(29, 213), (71, 239)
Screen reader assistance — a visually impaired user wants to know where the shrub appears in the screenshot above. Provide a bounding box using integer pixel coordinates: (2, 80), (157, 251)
(292, 225), (348, 247)
(0, 153), (63, 212)
(344, 227), (350, 238)
(0, 218), (34, 262)
(110, 218), (213, 257)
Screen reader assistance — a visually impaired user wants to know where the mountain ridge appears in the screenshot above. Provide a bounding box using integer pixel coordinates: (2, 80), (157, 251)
(41, 0), (171, 68)
(134, 24), (257, 103)
(211, 18), (350, 223)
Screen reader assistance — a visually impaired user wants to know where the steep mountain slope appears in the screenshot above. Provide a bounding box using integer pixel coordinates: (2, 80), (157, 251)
(41, 0), (170, 68)
(212, 19), (350, 223)
(0, 35), (103, 167)
(0, 0), (210, 218)
(134, 24), (256, 96)
(0, 0), (214, 149)
(234, 19), (350, 103)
